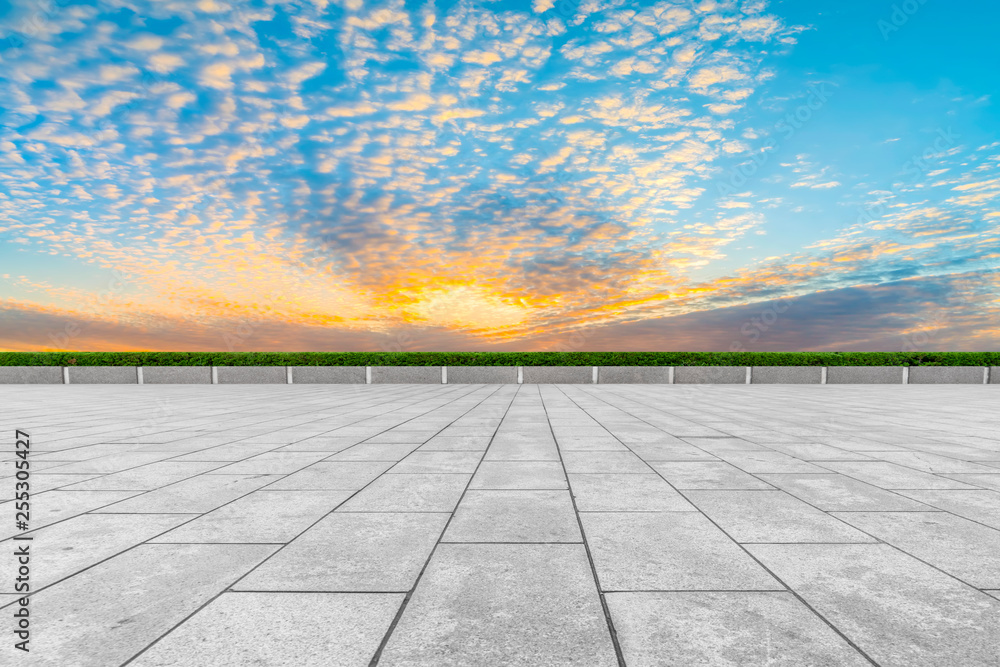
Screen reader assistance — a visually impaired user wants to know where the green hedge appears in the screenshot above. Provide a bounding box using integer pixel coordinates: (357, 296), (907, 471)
(0, 351), (997, 366)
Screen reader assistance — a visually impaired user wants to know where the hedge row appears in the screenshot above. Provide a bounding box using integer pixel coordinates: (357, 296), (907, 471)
(1, 351), (998, 366)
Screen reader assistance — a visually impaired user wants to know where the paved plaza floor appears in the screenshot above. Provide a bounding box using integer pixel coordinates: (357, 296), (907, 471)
(2, 383), (1000, 666)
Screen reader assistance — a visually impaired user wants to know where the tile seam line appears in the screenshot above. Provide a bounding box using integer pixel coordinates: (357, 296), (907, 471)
(118, 383), (510, 667)
(563, 384), (882, 667)
(542, 385), (628, 667)
(574, 384), (1000, 596)
(365, 383), (523, 667)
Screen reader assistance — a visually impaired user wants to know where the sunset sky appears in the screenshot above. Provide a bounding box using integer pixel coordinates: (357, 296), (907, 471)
(1, 0), (998, 352)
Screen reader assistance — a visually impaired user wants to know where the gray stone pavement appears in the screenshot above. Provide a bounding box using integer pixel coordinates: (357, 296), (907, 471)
(1, 383), (999, 666)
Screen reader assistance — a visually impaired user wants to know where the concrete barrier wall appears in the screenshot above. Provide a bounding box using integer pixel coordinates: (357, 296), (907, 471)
(371, 366), (442, 384)
(142, 366), (212, 384)
(216, 366), (287, 384)
(752, 366), (823, 384)
(447, 366), (518, 383)
(522, 366), (593, 384)
(0, 366), (996, 384)
(908, 366), (985, 385)
(827, 366), (905, 384)
(67, 367), (137, 384)
(0, 366), (64, 384)
(292, 366), (366, 384)
(674, 366), (747, 384)
(598, 366), (671, 383)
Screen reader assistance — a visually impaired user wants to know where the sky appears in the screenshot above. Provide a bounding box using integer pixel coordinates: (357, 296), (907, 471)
(0, 0), (998, 353)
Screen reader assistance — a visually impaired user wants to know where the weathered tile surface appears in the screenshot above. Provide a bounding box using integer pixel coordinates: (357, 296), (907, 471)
(4, 383), (999, 666)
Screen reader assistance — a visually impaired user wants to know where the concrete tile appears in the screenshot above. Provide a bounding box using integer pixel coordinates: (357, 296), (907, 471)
(388, 451), (483, 473)
(128, 592), (402, 667)
(684, 490), (876, 543)
(553, 435), (628, 451)
(16, 543), (276, 666)
(986, 590), (1000, 601)
(607, 592), (869, 666)
(831, 511), (1000, 587)
(0, 514), (192, 589)
(870, 450), (998, 474)
(326, 443), (422, 461)
(377, 544), (618, 667)
(650, 461), (775, 490)
(896, 489), (1000, 529)
(756, 473), (931, 511)
(170, 441), (288, 461)
(483, 439), (561, 461)
(290, 365), (366, 384)
(233, 512), (449, 592)
(338, 474), (470, 512)
(1, 473), (104, 494)
(149, 490), (353, 543)
(469, 461), (568, 490)
(938, 473), (1000, 491)
(581, 512), (782, 591)
(680, 437), (766, 453)
(43, 451), (175, 474)
(366, 430), (440, 444)
(762, 443), (872, 460)
(569, 473), (695, 511)
(561, 451), (650, 473)
(1, 490), (141, 539)
(627, 442), (720, 460)
(717, 451), (829, 474)
(819, 461), (978, 489)
(94, 475), (279, 513)
(267, 462), (393, 490)
(207, 451), (331, 475)
(443, 490), (580, 543)
(747, 543), (1000, 667)
(419, 436), (493, 451)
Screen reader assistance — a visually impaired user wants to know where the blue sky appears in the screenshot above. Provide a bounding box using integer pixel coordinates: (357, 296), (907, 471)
(0, 0), (997, 352)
